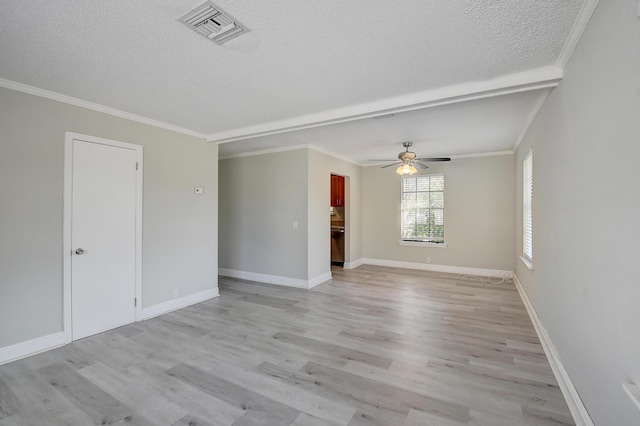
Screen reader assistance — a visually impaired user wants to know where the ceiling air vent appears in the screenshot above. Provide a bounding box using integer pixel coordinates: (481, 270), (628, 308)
(179, 1), (249, 45)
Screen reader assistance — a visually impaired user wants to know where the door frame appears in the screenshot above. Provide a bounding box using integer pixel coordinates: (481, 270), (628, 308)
(329, 172), (350, 267)
(62, 132), (143, 343)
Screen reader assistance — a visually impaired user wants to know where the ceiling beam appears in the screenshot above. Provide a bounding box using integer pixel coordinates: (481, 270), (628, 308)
(210, 66), (563, 144)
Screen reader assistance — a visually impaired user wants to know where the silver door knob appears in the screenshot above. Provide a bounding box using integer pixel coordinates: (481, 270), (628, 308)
(75, 248), (85, 255)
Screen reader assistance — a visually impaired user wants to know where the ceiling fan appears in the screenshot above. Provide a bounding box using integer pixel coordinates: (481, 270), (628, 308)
(369, 142), (451, 175)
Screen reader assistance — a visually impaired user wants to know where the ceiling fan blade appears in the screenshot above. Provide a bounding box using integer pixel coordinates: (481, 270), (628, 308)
(381, 162), (401, 168)
(367, 159), (397, 162)
(416, 157), (451, 162)
(414, 161), (428, 169)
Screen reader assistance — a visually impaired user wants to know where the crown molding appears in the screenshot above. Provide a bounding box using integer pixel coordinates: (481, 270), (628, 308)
(307, 144), (361, 166)
(223, 145), (512, 166)
(362, 150), (514, 166)
(0, 78), (207, 139)
(556, 0), (600, 69)
(512, 0), (600, 152)
(208, 66), (563, 144)
(512, 89), (552, 152)
(450, 150), (514, 159)
(218, 144), (309, 160)
(219, 143), (360, 166)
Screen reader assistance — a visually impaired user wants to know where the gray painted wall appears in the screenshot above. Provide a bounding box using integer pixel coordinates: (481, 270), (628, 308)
(219, 148), (362, 283)
(362, 155), (515, 271)
(218, 150), (309, 280)
(0, 87), (219, 347)
(515, 2), (640, 424)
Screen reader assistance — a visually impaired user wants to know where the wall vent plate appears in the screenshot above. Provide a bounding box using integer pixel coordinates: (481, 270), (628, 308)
(179, 1), (249, 45)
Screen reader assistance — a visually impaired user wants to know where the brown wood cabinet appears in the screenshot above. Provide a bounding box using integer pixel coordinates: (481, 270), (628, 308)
(331, 175), (345, 207)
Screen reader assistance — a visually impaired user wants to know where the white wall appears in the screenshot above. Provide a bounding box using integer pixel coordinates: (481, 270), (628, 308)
(362, 154), (515, 273)
(0, 87), (218, 349)
(515, 1), (640, 424)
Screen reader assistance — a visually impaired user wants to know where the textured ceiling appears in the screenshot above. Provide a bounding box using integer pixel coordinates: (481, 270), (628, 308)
(0, 0), (590, 160)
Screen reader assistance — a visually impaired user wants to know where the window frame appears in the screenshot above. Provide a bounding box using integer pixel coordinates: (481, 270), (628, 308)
(399, 173), (446, 247)
(521, 150), (533, 269)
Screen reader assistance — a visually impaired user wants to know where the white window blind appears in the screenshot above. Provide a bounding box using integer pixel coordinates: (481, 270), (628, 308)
(401, 174), (444, 243)
(523, 151), (533, 261)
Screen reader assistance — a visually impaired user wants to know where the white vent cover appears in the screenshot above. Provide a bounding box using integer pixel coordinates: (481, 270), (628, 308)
(179, 1), (249, 45)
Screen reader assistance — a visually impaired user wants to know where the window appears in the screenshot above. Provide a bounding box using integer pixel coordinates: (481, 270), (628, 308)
(523, 151), (533, 263)
(401, 174), (444, 243)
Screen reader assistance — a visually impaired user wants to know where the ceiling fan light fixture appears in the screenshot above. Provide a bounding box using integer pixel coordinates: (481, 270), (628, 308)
(396, 163), (417, 175)
(373, 141), (451, 174)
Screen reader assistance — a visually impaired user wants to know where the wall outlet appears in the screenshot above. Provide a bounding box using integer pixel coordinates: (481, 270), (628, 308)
(173, 288), (179, 298)
(426, 257), (431, 264)
(292, 221), (298, 229)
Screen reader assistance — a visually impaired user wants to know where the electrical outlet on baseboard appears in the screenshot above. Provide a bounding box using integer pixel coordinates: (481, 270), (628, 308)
(426, 257), (431, 263)
(173, 288), (179, 298)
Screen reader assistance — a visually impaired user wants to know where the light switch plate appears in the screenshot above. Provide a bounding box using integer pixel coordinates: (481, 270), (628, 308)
(194, 187), (204, 194)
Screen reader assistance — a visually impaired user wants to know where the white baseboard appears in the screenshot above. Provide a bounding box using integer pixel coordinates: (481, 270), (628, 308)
(0, 332), (66, 366)
(344, 258), (363, 269)
(142, 288), (219, 320)
(219, 268), (332, 289)
(361, 258), (513, 278)
(219, 268), (308, 288)
(513, 275), (593, 426)
(308, 272), (332, 289)
(0, 288), (220, 365)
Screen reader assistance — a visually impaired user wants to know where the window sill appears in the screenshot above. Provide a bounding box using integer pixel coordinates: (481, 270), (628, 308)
(399, 240), (447, 248)
(520, 256), (533, 270)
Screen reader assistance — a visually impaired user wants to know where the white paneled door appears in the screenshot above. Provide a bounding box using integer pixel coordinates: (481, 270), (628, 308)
(69, 137), (141, 340)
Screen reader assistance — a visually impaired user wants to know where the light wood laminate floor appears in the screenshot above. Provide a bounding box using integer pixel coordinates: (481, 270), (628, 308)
(0, 266), (574, 425)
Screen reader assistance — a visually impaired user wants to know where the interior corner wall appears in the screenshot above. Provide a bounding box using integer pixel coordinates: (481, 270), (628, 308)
(362, 154), (515, 272)
(218, 150), (309, 281)
(0, 87), (219, 348)
(307, 149), (362, 280)
(514, 1), (640, 424)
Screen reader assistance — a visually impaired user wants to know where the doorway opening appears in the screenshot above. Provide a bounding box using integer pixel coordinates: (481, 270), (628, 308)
(330, 174), (346, 268)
